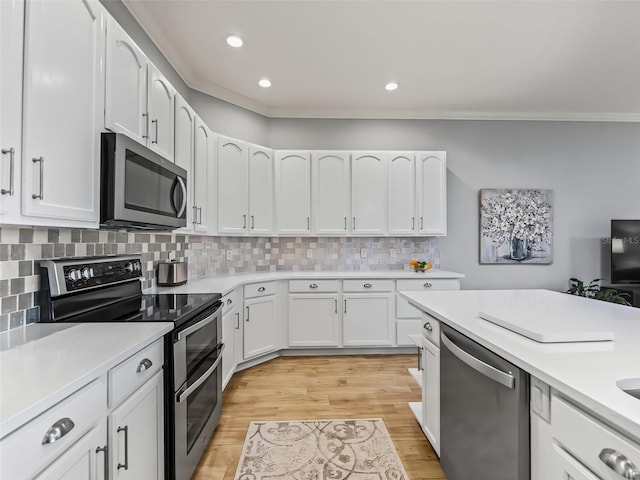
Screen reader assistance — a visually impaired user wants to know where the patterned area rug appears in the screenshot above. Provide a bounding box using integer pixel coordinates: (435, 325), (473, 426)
(234, 418), (408, 480)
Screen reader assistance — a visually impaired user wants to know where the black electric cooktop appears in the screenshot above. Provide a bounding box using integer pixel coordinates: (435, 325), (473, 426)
(138, 293), (222, 323)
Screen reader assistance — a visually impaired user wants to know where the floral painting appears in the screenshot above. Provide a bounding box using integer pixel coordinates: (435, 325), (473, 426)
(480, 189), (553, 264)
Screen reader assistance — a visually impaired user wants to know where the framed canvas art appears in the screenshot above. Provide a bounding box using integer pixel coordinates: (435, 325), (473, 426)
(480, 188), (553, 264)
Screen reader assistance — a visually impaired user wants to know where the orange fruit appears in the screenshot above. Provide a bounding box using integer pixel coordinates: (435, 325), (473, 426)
(409, 259), (418, 266)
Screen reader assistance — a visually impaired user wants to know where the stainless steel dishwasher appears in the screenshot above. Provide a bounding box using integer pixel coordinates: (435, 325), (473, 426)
(440, 323), (530, 480)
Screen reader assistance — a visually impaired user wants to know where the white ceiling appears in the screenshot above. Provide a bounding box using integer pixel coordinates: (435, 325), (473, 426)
(123, 0), (640, 121)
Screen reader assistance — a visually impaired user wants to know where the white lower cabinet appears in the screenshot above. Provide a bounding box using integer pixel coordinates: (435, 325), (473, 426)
(422, 334), (440, 456)
(108, 369), (164, 480)
(289, 294), (341, 347)
(342, 280), (394, 347)
(222, 290), (242, 389)
(244, 283), (278, 359)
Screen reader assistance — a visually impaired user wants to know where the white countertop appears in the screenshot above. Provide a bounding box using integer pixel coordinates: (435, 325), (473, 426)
(145, 269), (465, 295)
(0, 322), (172, 438)
(399, 289), (640, 442)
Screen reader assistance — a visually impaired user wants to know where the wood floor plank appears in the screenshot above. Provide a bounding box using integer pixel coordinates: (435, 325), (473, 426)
(191, 355), (446, 480)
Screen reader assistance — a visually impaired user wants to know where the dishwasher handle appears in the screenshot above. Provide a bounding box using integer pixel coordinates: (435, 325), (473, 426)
(441, 332), (515, 389)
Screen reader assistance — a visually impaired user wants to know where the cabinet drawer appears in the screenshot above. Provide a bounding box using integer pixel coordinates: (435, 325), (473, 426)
(343, 279), (393, 292)
(396, 279), (460, 291)
(422, 313), (440, 346)
(222, 289), (240, 316)
(244, 281), (276, 299)
(289, 279), (340, 293)
(0, 377), (107, 480)
(552, 394), (640, 479)
(108, 338), (163, 407)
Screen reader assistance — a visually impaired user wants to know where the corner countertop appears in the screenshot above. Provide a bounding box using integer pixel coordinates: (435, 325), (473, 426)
(144, 269), (465, 296)
(399, 289), (640, 443)
(0, 322), (173, 438)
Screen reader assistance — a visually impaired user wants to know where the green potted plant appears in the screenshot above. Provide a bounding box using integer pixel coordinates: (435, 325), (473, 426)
(567, 278), (631, 306)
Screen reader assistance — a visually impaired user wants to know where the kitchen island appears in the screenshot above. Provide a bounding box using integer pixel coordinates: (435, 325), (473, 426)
(399, 289), (640, 479)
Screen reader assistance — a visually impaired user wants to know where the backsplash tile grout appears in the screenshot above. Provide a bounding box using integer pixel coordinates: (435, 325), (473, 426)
(0, 226), (440, 332)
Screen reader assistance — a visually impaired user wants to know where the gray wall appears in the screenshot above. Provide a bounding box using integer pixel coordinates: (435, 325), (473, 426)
(267, 119), (640, 291)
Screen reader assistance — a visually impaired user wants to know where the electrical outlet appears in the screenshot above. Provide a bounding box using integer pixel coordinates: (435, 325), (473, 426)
(226, 249), (233, 260)
(360, 248), (367, 258)
(306, 249), (313, 258)
(389, 248), (397, 258)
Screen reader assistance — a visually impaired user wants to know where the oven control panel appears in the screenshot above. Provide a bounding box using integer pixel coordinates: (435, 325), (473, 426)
(62, 258), (142, 291)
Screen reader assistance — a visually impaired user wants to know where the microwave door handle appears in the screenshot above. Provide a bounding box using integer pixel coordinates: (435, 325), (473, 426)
(175, 176), (187, 218)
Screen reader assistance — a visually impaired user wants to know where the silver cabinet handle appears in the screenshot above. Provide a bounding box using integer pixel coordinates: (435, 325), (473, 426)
(96, 445), (108, 480)
(307, 216), (310, 230)
(352, 217), (356, 229)
(417, 346), (423, 371)
(226, 298), (233, 305)
(423, 282), (432, 288)
(424, 322), (433, 331)
(363, 283), (372, 288)
(257, 286), (266, 292)
(420, 216), (424, 229)
(42, 417), (75, 444)
(309, 283), (319, 289)
(335, 299), (338, 313)
(142, 113), (149, 139)
(175, 176), (187, 218)
(136, 358), (153, 373)
(246, 306), (250, 321)
(411, 217), (415, 229)
(151, 119), (158, 144)
(344, 217), (347, 230)
(344, 299), (347, 314)
(235, 312), (240, 329)
(251, 215), (255, 229)
(192, 205), (198, 225)
(117, 425), (129, 470)
(441, 333), (515, 389)
(32, 157), (44, 200)
(599, 448), (640, 479)
(198, 207), (203, 224)
(1, 148), (15, 195)
(243, 214), (247, 229)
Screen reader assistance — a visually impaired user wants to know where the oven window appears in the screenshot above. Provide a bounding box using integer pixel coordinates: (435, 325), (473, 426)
(184, 315), (219, 379)
(186, 362), (219, 454)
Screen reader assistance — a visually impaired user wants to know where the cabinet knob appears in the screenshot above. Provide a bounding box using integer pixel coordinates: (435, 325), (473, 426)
(42, 417), (75, 445)
(226, 298), (233, 305)
(309, 283), (318, 289)
(599, 448), (640, 479)
(424, 322), (433, 332)
(257, 286), (266, 292)
(363, 283), (372, 288)
(423, 282), (432, 288)
(136, 358), (153, 373)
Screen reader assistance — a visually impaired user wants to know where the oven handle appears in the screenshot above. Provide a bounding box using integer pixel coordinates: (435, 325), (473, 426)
(177, 342), (224, 404)
(177, 307), (221, 341)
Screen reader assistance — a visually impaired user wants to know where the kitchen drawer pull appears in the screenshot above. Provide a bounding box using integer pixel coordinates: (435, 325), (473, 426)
(1, 148), (15, 195)
(363, 283), (372, 288)
(599, 448), (640, 479)
(424, 322), (433, 331)
(226, 298), (233, 305)
(117, 425), (129, 470)
(309, 283), (319, 289)
(96, 445), (108, 480)
(136, 358), (153, 373)
(41, 417), (75, 445)
(32, 156), (44, 200)
(423, 282), (432, 288)
(258, 286), (266, 292)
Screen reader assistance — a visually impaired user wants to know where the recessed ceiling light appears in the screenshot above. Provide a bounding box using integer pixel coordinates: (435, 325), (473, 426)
(226, 35), (243, 48)
(259, 78), (272, 88)
(385, 82), (399, 91)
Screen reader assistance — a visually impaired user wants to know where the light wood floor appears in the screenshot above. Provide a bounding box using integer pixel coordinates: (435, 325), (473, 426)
(192, 354), (446, 480)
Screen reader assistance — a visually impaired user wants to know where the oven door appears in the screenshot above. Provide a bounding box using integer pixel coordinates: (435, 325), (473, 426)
(174, 342), (224, 480)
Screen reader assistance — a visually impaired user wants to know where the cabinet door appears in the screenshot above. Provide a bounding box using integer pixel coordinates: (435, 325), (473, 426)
(417, 151), (447, 235)
(551, 443), (600, 480)
(289, 294), (341, 347)
(0, 0), (23, 223)
(388, 152), (416, 235)
(222, 306), (237, 389)
(105, 16), (147, 144)
(244, 296), (277, 359)
(275, 151), (311, 235)
(192, 117), (212, 232)
(34, 420), (108, 480)
(351, 153), (387, 235)
(174, 94), (195, 229)
(21, 0), (105, 224)
(146, 64), (174, 161)
(217, 136), (249, 234)
(109, 370), (164, 480)
(248, 145), (274, 235)
(343, 293), (393, 346)
(312, 151), (351, 235)
(423, 340), (440, 456)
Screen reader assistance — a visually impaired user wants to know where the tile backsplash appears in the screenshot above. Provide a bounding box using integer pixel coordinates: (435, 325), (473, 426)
(0, 226), (440, 332)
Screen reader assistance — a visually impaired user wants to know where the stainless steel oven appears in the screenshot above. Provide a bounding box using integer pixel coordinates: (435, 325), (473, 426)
(171, 304), (223, 480)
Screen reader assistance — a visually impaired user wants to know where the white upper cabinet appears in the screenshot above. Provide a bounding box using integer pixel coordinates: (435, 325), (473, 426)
(217, 136), (249, 234)
(312, 151), (351, 235)
(105, 17), (175, 161)
(21, 0), (105, 224)
(351, 152), (387, 235)
(105, 17), (147, 145)
(192, 117), (212, 233)
(0, 0), (24, 224)
(248, 145), (274, 235)
(275, 151), (311, 235)
(417, 151), (447, 235)
(388, 152), (416, 235)
(173, 94), (195, 228)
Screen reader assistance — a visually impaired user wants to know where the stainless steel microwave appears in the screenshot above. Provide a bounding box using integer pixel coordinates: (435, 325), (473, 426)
(100, 132), (187, 230)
